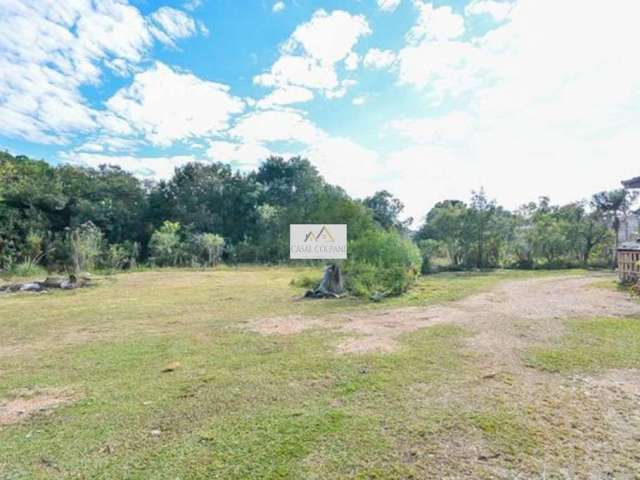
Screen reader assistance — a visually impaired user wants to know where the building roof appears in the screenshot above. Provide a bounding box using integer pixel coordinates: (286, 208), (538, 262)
(622, 176), (640, 189)
(618, 240), (640, 251)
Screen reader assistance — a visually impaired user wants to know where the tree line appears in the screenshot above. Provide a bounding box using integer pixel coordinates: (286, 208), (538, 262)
(0, 150), (634, 279)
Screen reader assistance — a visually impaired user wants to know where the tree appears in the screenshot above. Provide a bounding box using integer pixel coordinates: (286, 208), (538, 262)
(151, 162), (262, 244)
(464, 190), (513, 268)
(416, 200), (467, 266)
(557, 202), (610, 264)
(592, 189), (637, 263)
(254, 156), (324, 210)
(530, 212), (568, 264)
(363, 190), (412, 231)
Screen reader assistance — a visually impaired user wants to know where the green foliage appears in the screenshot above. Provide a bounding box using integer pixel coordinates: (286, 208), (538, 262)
(5, 260), (48, 278)
(417, 239), (443, 274)
(149, 221), (183, 267)
(363, 190), (412, 231)
(189, 233), (225, 267)
(592, 189), (638, 264)
(68, 222), (103, 273)
(290, 272), (322, 289)
(0, 150), (624, 276)
(100, 242), (140, 271)
(345, 229), (422, 298)
(419, 192), (616, 271)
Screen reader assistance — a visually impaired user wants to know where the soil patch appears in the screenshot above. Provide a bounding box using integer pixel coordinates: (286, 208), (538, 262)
(0, 388), (75, 426)
(250, 274), (640, 355)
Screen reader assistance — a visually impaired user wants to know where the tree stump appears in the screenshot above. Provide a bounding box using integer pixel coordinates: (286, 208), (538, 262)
(305, 264), (345, 298)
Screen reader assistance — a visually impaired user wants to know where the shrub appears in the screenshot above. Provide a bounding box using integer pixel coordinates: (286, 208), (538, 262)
(7, 260), (47, 278)
(187, 233), (225, 267)
(100, 241), (140, 271)
(344, 229), (422, 299)
(68, 222), (103, 273)
(417, 239), (442, 274)
(149, 221), (183, 267)
(290, 273), (321, 289)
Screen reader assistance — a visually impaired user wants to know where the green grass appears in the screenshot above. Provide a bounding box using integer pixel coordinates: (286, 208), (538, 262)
(527, 317), (640, 372)
(0, 266), (600, 478)
(385, 268), (585, 307)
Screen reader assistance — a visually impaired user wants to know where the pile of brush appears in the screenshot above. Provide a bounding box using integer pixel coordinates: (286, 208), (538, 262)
(0, 275), (90, 294)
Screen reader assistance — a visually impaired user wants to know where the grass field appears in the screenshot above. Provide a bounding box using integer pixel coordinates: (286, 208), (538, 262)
(1, 267), (639, 479)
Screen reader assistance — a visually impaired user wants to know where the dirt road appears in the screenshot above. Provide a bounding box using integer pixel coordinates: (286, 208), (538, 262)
(253, 274), (640, 478)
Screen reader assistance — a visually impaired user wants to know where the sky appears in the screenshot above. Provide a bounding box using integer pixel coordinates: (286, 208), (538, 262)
(1, 0), (639, 222)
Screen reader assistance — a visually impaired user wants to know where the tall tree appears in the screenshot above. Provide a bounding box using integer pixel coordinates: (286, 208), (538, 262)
(592, 189), (637, 262)
(363, 190), (412, 231)
(416, 200), (467, 266)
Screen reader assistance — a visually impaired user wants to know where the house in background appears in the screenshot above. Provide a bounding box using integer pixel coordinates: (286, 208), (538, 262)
(619, 215), (640, 243)
(622, 177), (640, 189)
(621, 177), (640, 243)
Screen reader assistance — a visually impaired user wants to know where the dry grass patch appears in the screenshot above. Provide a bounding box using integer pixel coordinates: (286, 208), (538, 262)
(0, 387), (75, 426)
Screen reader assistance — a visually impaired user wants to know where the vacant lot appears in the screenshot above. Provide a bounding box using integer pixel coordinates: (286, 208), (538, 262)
(1, 267), (639, 479)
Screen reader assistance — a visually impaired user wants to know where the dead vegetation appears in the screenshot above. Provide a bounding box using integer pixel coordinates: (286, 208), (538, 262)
(0, 275), (91, 294)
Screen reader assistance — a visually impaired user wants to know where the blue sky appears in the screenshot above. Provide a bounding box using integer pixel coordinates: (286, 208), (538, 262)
(1, 0), (639, 220)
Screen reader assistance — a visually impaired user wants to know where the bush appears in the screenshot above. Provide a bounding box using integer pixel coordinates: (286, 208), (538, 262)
(344, 229), (422, 299)
(290, 273), (321, 289)
(100, 241), (140, 271)
(187, 233), (225, 267)
(417, 239), (442, 274)
(6, 260), (47, 278)
(68, 222), (103, 273)
(149, 221), (183, 267)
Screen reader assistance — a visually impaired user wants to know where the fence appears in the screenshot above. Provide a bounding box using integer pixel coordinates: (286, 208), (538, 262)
(618, 249), (640, 282)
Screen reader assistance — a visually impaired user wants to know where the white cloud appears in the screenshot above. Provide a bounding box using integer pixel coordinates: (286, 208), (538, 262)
(254, 10), (370, 98)
(363, 48), (397, 70)
(377, 0), (402, 12)
(325, 79), (357, 99)
(183, 0), (203, 11)
(255, 55), (338, 91)
(381, 144), (480, 220)
(230, 109), (324, 145)
(382, 0), (640, 219)
(397, 40), (485, 99)
(407, 2), (465, 43)
(303, 137), (382, 198)
(222, 109), (384, 199)
(465, 0), (513, 22)
(386, 111), (474, 145)
(149, 7), (196, 47)
(352, 96), (366, 106)
(344, 52), (359, 71)
(273, 1), (286, 13)
(286, 10), (370, 64)
(197, 21), (210, 36)
(0, 0), (201, 144)
(207, 141), (272, 169)
(75, 142), (104, 153)
(0, 0), (153, 143)
(256, 86), (314, 108)
(62, 152), (197, 179)
(104, 62), (244, 147)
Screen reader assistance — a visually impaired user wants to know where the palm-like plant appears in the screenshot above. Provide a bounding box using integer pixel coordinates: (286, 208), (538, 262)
(592, 189), (637, 263)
